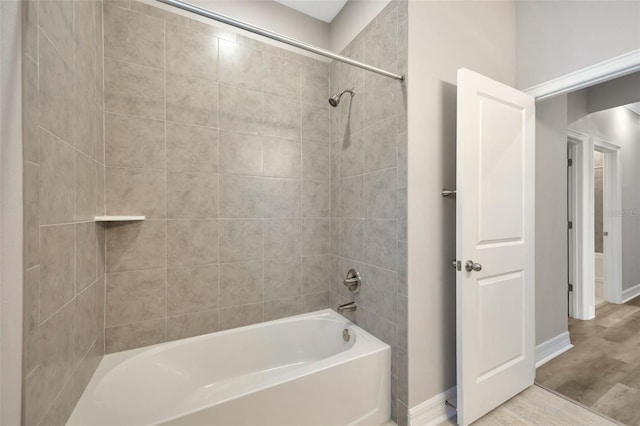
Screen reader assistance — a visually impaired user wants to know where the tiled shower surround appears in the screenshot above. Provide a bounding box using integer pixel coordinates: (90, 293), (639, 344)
(21, 0), (106, 424)
(101, 0), (333, 352)
(21, 0), (407, 424)
(329, 2), (408, 423)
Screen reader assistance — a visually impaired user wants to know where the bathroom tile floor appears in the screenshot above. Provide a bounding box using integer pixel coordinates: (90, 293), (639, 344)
(536, 296), (640, 425)
(440, 385), (616, 425)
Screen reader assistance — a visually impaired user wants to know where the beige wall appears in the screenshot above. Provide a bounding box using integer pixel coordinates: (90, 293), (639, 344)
(406, 0), (516, 408)
(568, 89), (589, 125)
(328, 1), (407, 423)
(586, 72), (640, 114)
(534, 96), (569, 345)
(21, 0), (106, 424)
(515, 0), (640, 89)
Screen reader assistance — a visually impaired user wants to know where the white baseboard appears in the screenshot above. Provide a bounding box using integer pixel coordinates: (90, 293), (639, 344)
(409, 386), (456, 426)
(621, 283), (640, 303)
(535, 331), (573, 368)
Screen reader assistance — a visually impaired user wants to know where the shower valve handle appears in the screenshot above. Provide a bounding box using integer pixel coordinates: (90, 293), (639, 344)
(343, 269), (362, 293)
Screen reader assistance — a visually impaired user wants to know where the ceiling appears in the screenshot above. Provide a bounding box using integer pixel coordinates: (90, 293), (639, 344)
(274, 0), (348, 23)
(626, 102), (640, 116)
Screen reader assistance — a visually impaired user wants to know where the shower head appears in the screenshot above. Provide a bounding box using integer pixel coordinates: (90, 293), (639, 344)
(328, 89), (355, 107)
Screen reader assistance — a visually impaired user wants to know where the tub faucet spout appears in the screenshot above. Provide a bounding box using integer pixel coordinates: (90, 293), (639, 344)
(337, 302), (357, 314)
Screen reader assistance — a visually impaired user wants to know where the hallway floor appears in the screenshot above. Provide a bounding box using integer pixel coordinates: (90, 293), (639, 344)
(537, 296), (640, 425)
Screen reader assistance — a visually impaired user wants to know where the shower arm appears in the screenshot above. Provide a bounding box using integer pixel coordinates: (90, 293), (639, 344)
(156, 0), (406, 82)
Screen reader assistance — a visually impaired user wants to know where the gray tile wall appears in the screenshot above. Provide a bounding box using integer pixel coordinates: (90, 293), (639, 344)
(329, 1), (408, 424)
(101, 1), (332, 353)
(22, 1), (404, 423)
(22, 0), (106, 424)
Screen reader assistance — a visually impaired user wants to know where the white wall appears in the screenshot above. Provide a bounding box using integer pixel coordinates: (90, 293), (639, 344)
(570, 107), (640, 291)
(515, 0), (640, 89)
(406, 0), (515, 408)
(329, 0), (390, 52)
(0, 0), (23, 424)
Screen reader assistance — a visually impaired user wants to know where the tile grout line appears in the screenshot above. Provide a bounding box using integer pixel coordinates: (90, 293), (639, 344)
(217, 39), (221, 329)
(262, 62), (267, 322)
(298, 56), (303, 315)
(163, 18), (169, 343)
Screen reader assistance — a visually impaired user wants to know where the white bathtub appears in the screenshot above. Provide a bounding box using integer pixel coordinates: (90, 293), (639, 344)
(68, 309), (390, 426)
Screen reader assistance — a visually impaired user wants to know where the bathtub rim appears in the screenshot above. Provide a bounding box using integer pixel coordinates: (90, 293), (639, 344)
(104, 308), (387, 363)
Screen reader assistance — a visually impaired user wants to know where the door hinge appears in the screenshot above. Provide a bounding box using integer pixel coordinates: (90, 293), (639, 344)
(445, 398), (458, 409)
(568, 221), (573, 230)
(568, 158), (573, 167)
(569, 283), (574, 292)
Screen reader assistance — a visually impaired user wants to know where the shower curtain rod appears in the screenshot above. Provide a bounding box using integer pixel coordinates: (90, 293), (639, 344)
(156, 0), (406, 82)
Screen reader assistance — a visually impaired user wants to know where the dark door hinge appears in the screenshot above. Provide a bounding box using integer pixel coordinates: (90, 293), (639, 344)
(568, 221), (573, 230)
(569, 283), (574, 292)
(568, 158), (573, 167)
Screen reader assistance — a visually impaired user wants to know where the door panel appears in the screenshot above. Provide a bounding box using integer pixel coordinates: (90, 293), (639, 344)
(478, 96), (525, 244)
(477, 272), (524, 379)
(456, 68), (535, 426)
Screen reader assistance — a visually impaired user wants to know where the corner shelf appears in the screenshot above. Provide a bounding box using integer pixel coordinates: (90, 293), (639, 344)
(94, 216), (146, 222)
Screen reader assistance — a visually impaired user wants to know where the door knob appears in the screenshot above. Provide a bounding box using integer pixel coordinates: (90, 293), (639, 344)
(465, 260), (482, 272)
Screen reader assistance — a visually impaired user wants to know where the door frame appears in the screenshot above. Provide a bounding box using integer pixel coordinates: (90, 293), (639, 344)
(567, 137), (580, 318)
(567, 130), (622, 320)
(596, 137), (623, 305)
(524, 49), (640, 100)
(567, 130), (593, 319)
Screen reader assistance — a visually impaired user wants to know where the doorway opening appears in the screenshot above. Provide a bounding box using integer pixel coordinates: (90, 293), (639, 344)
(539, 101), (640, 425)
(566, 131), (622, 320)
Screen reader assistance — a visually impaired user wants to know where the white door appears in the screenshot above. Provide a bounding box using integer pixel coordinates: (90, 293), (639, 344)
(456, 68), (536, 426)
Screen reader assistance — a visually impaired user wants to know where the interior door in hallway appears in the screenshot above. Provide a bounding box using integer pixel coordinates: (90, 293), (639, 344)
(456, 68), (536, 425)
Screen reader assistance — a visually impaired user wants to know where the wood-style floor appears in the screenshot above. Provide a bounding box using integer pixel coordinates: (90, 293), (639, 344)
(537, 296), (640, 425)
(440, 385), (616, 425)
